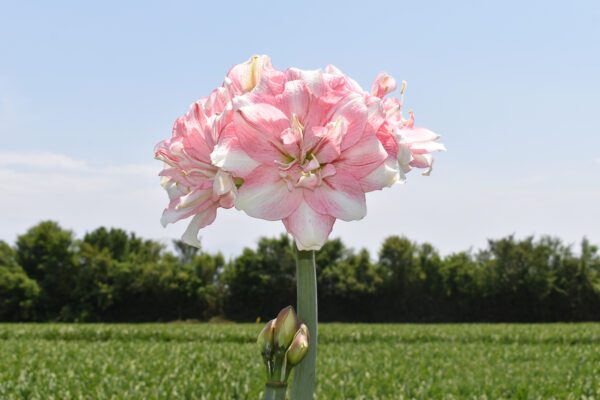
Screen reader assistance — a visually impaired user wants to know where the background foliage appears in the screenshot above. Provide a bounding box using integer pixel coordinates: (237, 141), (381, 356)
(1, 221), (599, 322)
(1, 323), (599, 399)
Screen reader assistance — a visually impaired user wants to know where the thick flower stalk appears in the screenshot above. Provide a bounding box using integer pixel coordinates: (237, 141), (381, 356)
(155, 55), (445, 399)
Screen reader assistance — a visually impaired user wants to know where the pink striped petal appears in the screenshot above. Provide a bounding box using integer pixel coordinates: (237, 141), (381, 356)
(282, 80), (310, 122)
(233, 104), (290, 164)
(336, 134), (388, 179)
(328, 93), (368, 151)
(305, 170), (366, 221)
(235, 165), (302, 220)
(310, 119), (344, 164)
(283, 201), (335, 251)
(359, 156), (401, 191)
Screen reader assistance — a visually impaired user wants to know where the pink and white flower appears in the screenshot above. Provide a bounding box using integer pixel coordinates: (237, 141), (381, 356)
(156, 56), (445, 250)
(216, 67), (400, 250)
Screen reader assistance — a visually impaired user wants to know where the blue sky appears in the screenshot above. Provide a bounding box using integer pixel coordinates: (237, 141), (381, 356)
(1, 1), (599, 256)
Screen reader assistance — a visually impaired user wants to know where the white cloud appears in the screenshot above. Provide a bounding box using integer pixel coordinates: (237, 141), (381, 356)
(0, 151), (89, 171)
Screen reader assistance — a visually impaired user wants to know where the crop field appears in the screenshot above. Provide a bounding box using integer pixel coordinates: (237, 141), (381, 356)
(0, 324), (599, 399)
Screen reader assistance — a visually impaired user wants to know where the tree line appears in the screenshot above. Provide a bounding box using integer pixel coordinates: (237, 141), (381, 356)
(1, 221), (599, 322)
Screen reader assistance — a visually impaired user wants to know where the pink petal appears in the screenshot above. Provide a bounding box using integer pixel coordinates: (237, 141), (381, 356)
(283, 201), (335, 251)
(398, 127), (440, 144)
(233, 104), (290, 164)
(371, 72), (397, 98)
(359, 156), (401, 191)
(336, 134), (388, 179)
(376, 124), (399, 158)
(366, 96), (386, 135)
(226, 55), (272, 94)
(305, 170), (366, 221)
(181, 205), (218, 247)
(328, 93), (368, 151)
(235, 165), (302, 220)
(310, 120), (344, 164)
(282, 80), (310, 122)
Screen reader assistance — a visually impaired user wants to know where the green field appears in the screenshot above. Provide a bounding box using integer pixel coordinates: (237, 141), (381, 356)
(0, 324), (599, 399)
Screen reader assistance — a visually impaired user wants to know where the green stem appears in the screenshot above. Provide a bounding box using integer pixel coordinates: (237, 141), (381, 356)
(291, 250), (317, 399)
(264, 383), (287, 400)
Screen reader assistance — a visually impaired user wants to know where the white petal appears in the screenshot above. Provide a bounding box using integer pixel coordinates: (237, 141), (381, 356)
(181, 206), (218, 248)
(210, 140), (260, 178)
(212, 169), (234, 196)
(283, 202), (335, 251)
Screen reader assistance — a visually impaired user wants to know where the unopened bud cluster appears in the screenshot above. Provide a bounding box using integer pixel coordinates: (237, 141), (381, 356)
(257, 306), (309, 386)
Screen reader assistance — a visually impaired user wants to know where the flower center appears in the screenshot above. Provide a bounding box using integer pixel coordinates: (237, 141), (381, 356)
(276, 115), (337, 191)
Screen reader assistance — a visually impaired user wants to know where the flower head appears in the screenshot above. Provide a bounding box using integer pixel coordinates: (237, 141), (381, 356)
(217, 66), (401, 250)
(155, 56), (444, 250)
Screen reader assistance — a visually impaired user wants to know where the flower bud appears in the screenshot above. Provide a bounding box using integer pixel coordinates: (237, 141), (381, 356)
(286, 323), (309, 366)
(273, 306), (298, 350)
(257, 318), (276, 357)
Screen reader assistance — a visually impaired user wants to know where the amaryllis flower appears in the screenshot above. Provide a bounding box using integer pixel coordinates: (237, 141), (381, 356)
(155, 56), (274, 246)
(215, 67), (400, 250)
(156, 56), (444, 250)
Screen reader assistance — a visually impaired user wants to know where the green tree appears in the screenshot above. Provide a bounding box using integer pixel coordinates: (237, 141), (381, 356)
(0, 241), (40, 321)
(223, 235), (296, 321)
(15, 221), (76, 319)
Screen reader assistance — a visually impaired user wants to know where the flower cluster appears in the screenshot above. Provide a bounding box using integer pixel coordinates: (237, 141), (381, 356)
(155, 56), (445, 250)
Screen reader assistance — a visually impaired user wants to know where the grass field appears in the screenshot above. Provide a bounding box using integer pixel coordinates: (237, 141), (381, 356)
(0, 323), (599, 399)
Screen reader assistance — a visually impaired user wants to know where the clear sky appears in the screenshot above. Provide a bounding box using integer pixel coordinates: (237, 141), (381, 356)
(1, 1), (599, 257)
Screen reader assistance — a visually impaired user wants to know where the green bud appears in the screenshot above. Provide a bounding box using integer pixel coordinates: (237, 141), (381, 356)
(286, 323), (309, 366)
(257, 318), (276, 357)
(273, 306), (298, 350)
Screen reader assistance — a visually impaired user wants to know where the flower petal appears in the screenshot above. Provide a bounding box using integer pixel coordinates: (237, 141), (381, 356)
(398, 127), (441, 144)
(359, 156), (401, 191)
(160, 188), (214, 227)
(410, 141), (447, 154)
(282, 80), (310, 122)
(283, 201), (335, 251)
(371, 72), (397, 98)
(328, 93), (368, 151)
(235, 165), (302, 220)
(233, 103), (290, 164)
(336, 134), (388, 179)
(211, 137), (260, 178)
(212, 169), (234, 196)
(305, 170), (366, 221)
(181, 206), (218, 248)
(226, 55), (272, 94)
